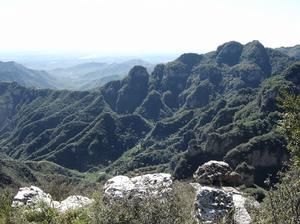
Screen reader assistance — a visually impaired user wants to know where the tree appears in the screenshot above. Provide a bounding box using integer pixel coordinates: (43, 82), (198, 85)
(278, 91), (300, 166)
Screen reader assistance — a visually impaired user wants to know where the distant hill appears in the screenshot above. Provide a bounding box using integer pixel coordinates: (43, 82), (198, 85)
(0, 59), (154, 90)
(0, 61), (59, 89)
(49, 59), (154, 90)
(277, 45), (300, 59)
(0, 40), (298, 187)
(0, 154), (91, 191)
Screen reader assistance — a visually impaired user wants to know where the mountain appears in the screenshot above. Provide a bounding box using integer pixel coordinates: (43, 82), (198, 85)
(0, 59), (154, 90)
(277, 45), (300, 59)
(0, 41), (298, 186)
(49, 59), (154, 90)
(0, 153), (90, 190)
(0, 61), (59, 89)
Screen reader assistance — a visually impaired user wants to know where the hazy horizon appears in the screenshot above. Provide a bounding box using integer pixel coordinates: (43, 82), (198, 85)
(0, 0), (299, 55)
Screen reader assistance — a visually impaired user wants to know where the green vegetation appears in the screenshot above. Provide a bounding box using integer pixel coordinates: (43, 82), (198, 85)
(249, 91), (300, 223)
(0, 40), (299, 187)
(252, 166), (300, 224)
(0, 182), (197, 224)
(277, 45), (300, 59)
(0, 61), (58, 89)
(278, 91), (300, 166)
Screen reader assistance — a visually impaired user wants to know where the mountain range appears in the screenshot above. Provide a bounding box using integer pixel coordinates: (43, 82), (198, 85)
(48, 59), (154, 90)
(0, 61), (59, 89)
(0, 40), (300, 187)
(277, 44), (300, 59)
(0, 59), (154, 90)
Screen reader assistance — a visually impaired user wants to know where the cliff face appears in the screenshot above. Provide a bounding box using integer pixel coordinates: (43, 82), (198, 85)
(0, 41), (298, 185)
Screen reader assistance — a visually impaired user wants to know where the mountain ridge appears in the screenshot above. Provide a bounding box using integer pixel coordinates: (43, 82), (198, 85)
(0, 61), (59, 89)
(0, 40), (299, 186)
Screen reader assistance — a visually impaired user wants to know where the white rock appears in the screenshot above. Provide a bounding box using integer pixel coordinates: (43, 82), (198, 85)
(194, 185), (233, 223)
(57, 195), (94, 213)
(193, 184), (255, 224)
(104, 173), (172, 199)
(104, 175), (135, 199)
(193, 160), (242, 186)
(12, 186), (56, 209)
(232, 194), (251, 224)
(12, 186), (94, 213)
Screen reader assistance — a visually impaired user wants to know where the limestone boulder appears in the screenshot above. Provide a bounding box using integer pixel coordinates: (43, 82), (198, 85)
(58, 195), (94, 213)
(192, 184), (257, 224)
(103, 173), (172, 200)
(193, 160), (242, 186)
(12, 186), (94, 213)
(193, 185), (233, 223)
(12, 186), (57, 209)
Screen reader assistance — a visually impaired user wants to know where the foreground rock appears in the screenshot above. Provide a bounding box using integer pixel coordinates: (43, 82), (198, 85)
(193, 160), (242, 186)
(104, 173), (172, 199)
(57, 195), (94, 213)
(12, 186), (57, 208)
(12, 186), (93, 213)
(193, 184), (233, 222)
(192, 183), (256, 224)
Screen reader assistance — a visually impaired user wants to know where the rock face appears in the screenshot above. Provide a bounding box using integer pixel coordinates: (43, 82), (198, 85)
(193, 185), (233, 223)
(193, 184), (254, 224)
(192, 161), (258, 223)
(12, 186), (56, 208)
(193, 160), (242, 186)
(104, 173), (172, 199)
(12, 186), (93, 213)
(58, 195), (94, 213)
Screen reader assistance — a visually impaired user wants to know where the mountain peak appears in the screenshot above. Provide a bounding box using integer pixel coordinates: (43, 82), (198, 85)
(216, 41), (243, 66)
(241, 40), (271, 74)
(176, 53), (202, 68)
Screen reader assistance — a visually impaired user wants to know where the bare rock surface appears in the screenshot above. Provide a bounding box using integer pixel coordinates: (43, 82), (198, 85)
(12, 186), (57, 209)
(57, 195), (94, 213)
(104, 173), (172, 199)
(192, 183), (256, 224)
(193, 184), (233, 223)
(193, 160), (242, 186)
(12, 186), (93, 213)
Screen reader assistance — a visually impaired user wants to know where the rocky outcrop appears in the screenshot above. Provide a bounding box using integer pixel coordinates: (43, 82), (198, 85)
(58, 195), (93, 213)
(193, 184), (233, 223)
(185, 82), (212, 109)
(241, 40), (271, 75)
(137, 90), (172, 120)
(216, 41), (243, 66)
(192, 184), (257, 224)
(103, 173), (172, 200)
(12, 186), (56, 209)
(283, 62), (300, 85)
(12, 186), (93, 213)
(192, 161), (258, 223)
(116, 66), (149, 114)
(193, 160), (242, 186)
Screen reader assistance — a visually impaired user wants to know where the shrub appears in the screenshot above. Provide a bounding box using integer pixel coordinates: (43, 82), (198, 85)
(1, 181), (200, 224)
(90, 181), (197, 224)
(251, 166), (300, 224)
(0, 189), (13, 224)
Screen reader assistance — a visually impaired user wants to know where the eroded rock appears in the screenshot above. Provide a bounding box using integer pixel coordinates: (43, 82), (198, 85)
(192, 184), (255, 224)
(12, 186), (93, 213)
(58, 195), (94, 213)
(193, 160), (242, 186)
(103, 173), (172, 200)
(12, 186), (57, 209)
(193, 185), (233, 223)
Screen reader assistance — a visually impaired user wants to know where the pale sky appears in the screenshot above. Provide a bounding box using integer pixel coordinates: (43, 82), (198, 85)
(0, 0), (299, 55)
